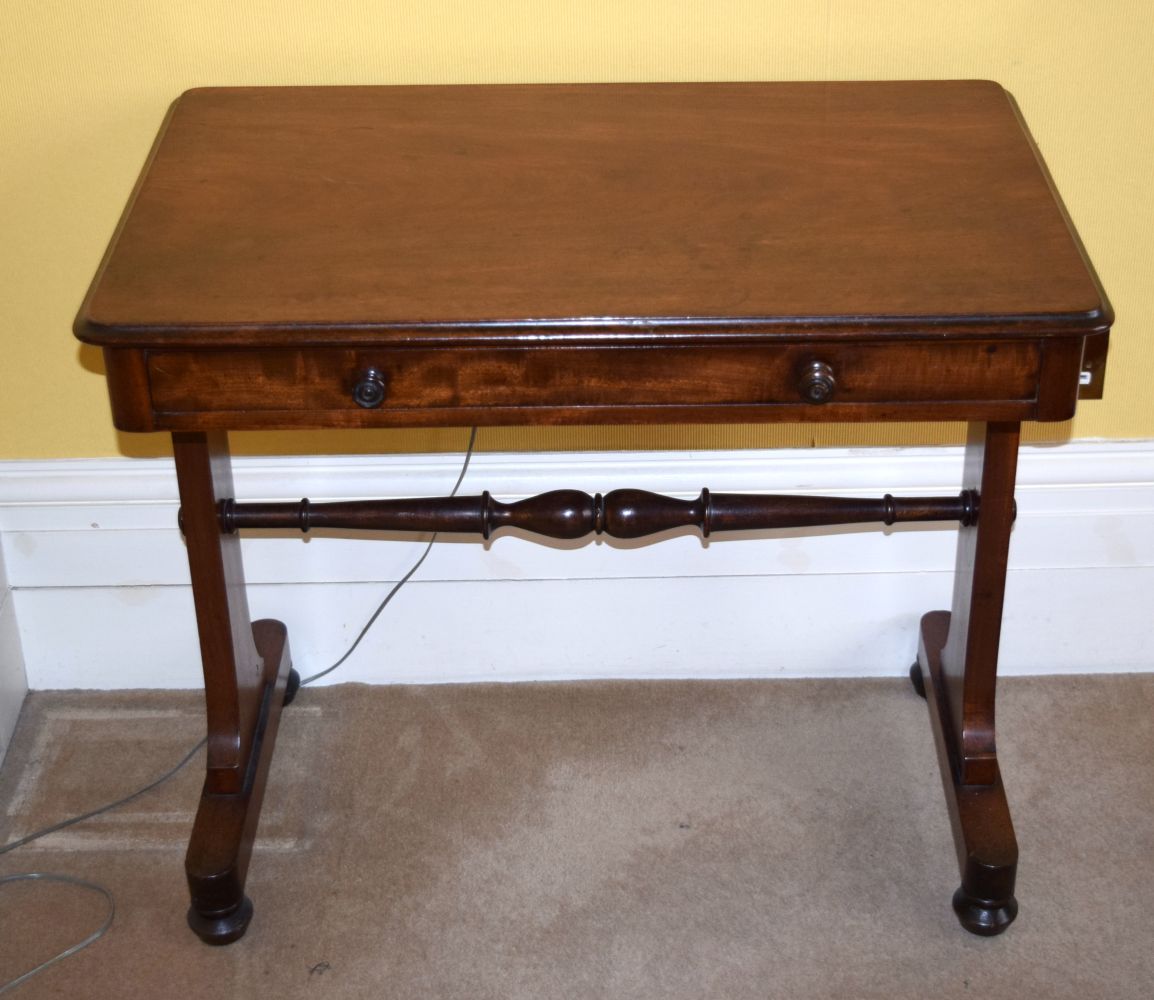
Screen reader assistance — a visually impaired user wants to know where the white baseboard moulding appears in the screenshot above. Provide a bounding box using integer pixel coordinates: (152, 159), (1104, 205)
(1, 441), (1152, 691)
(0, 546), (29, 764)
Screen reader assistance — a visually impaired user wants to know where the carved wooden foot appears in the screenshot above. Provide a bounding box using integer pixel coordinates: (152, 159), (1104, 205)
(916, 611), (1018, 936)
(283, 667), (302, 707)
(952, 886), (1019, 937)
(908, 661), (927, 699)
(187, 894), (254, 946)
(186, 620), (293, 945)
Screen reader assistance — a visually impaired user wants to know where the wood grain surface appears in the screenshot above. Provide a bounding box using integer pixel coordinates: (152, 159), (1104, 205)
(76, 81), (1110, 347)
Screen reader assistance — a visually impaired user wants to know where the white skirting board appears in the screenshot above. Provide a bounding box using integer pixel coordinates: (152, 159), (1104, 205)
(0, 546), (29, 764)
(0, 442), (1152, 690)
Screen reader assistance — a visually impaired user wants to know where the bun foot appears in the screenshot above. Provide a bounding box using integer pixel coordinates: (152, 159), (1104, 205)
(952, 887), (1018, 936)
(283, 667), (301, 706)
(187, 895), (254, 945)
(908, 661), (927, 699)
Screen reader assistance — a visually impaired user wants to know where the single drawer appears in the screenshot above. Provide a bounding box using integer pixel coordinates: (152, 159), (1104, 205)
(147, 340), (1042, 420)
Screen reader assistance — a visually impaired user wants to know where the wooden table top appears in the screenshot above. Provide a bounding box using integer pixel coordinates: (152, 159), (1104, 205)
(77, 81), (1109, 349)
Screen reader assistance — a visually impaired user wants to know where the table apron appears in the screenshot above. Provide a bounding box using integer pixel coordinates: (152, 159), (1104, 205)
(103, 338), (1085, 431)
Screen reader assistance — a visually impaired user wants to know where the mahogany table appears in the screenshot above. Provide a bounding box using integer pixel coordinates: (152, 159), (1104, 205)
(75, 82), (1111, 943)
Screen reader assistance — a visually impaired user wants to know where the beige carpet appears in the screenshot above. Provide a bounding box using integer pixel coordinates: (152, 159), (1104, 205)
(1, 675), (1152, 999)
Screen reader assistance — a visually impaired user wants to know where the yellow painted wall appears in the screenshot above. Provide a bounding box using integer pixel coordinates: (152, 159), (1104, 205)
(2, 1), (1149, 459)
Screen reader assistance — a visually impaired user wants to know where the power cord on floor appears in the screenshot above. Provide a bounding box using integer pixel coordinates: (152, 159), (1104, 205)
(0, 427), (478, 995)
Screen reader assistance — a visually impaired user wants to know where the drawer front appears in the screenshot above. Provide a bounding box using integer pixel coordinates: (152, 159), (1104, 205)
(146, 341), (1041, 420)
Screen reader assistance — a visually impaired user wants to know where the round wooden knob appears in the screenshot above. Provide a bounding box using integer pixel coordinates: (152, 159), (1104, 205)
(352, 368), (388, 408)
(800, 361), (836, 403)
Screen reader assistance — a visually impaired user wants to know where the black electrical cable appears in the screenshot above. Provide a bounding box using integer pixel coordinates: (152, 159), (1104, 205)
(0, 427), (478, 994)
